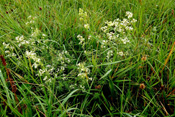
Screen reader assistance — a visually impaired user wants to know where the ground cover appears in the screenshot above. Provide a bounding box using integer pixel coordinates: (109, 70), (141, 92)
(0, 0), (175, 116)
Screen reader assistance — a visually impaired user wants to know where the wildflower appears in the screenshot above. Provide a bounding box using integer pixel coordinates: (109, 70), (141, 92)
(79, 8), (88, 22)
(80, 85), (85, 89)
(43, 76), (48, 81)
(105, 21), (114, 26)
(61, 66), (65, 71)
(101, 26), (108, 32)
(5, 50), (10, 53)
(84, 24), (90, 29)
(31, 28), (40, 37)
(77, 62), (90, 78)
(121, 19), (129, 26)
(107, 50), (113, 59)
(38, 69), (46, 76)
(152, 27), (157, 32)
(121, 37), (130, 44)
(70, 85), (75, 89)
(101, 40), (108, 48)
(118, 51), (124, 56)
(88, 77), (92, 81)
(77, 34), (85, 45)
(32, 62), (39, 68)
(88, 35), (92, 40)
(15, 35), (24, 41)
(131, 19), (137, 23)
(126, 26), (133, 31)
(78, 73), (86, 78)
(42, 34), (47, 37)
(126, 11), (133, 18)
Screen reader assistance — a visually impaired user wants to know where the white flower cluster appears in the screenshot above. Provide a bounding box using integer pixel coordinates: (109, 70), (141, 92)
(31, 28), (40, 37)
(70, 83), (77, 89)
(102, 17), (136, 34)
(101, 40), (108, 48)
(121, 37), (130, 44)
(77, 34), (85, 48)
(126, 11), (133, 19)
(79, 8), (90, 29)
(77, 62), (92, 81)
(3, 15), (49, 75)
(79, 8), (88, 22)
(26, 16), (47, 38)
(99, 11), (137, 57)
(26, 15), (37, 25)
(25, 50), (41, 68)
(57, 50), (71, 72)
(107, 50), (113, 60)
(3, 42), (16, 57)
(117, 51), (124, 56)
(15, 35), (30, 47)
(38, 65), (56, 83)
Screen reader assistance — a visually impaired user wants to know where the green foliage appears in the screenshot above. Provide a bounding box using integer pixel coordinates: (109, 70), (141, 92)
(0, 0), (175, 116)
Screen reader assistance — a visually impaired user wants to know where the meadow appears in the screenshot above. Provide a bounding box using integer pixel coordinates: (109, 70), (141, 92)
(0, 0), (175, 116)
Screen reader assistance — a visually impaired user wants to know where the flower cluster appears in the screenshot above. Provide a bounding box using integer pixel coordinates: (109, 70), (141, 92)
(79, 8), (90, 29)
(56, 50), (71, 72)
(26, 15), (37, 25)
(25, 50), (41, 68)
(107, 50), (113, 60)
(77, 62), (92, 81)
(3, 42), (16, 57)
(77, 34), (85, 48)
(2, 9), (138, 93)
(99, 11), (137, 57)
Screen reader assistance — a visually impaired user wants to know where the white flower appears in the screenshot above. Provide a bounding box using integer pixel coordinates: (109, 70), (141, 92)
(61, 66), (65, 71)
(11, 53), (16, 57)
(79, 8), (88, 22)
(28, 15), (32, 19)
(126, 26), (133, 31)
(32, 62), (38, 68)
(38, 69), (45, 76)
(31, 28), (40, 37)
(78, 73), (86, 78)
(5, 50), (10, 53)
(77, 35), (85, 44)
(152, 27), (157, 32)
(126, 11), (133, 18)
(88, 35), (91, 40)
(3, 42), (10, 48)
(43, 76), (47, 81)
(121, 19), (129, 26)
(84, 24), (90, 29)
(118, 51), (124, 56)
(131, 19), (137, 23)
(88, 77), (92, 81)
(42, 34), (47, 37)
(121, 37), (130, 44)
(70, 85), (75, 89)
(107, 50), (113, 59)
(101, 26), (108, 32)
(15, 35), (24, 41)
(105, 21), (114, 26)
(80, 85), (85, 89)
(46, 65), (52, 68)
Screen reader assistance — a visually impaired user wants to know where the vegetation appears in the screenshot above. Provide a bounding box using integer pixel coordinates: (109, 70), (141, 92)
(0, 0), (175, 116)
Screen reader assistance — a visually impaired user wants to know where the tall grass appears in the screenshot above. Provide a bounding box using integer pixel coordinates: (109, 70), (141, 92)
(0, 0), (175, 116)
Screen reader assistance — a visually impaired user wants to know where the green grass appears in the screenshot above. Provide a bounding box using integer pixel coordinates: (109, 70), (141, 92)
(0, 0), (175, 116)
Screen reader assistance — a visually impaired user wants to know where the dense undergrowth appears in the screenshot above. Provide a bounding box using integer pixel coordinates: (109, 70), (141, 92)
(0, 0), (175, 116)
